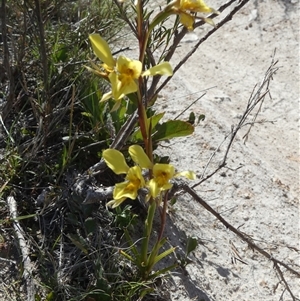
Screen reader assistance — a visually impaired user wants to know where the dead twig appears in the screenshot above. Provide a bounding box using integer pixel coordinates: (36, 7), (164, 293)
(87, 110), (139, 176)
(169, 52), (298, 299)
(6, 196), (36, 301)
(148, 0), (251, 103)
(1, 0), (15, 121)
(177, 182), (300, 300)
(192, 52), (279, 188)
(72, 109), (138, 202)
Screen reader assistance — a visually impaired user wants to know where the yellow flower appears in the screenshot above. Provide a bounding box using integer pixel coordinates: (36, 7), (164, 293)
(109, 166), (145, 208)
(179, 0), (212, 12)
(102, 145), (152, 207)
(103, 145), (195, 204)
(172, 0), (218, 30)
(106, 56), (142, 102)
(148, 163), (196, 198)
(88, 34), (173, 106)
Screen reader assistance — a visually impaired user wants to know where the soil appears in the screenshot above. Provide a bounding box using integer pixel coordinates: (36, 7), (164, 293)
(146, 0), (299, 300)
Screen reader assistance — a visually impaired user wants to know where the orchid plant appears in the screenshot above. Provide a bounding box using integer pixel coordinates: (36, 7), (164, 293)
(87, 0), (218, 280)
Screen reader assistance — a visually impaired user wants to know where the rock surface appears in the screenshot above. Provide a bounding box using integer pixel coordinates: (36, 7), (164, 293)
(148, 0), (299, 300)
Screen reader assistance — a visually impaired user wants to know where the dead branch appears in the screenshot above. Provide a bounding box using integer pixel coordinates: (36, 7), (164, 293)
(82, 186), (114, 204)
(168, 52), (298, 299)
(176, 182), (300, 300)
(148, 0), (251, 103)
(88, 110), (139, 176)
(0, 0), (15, 121)
(6, 196), (36, 301)
(192, 52), (279, 188)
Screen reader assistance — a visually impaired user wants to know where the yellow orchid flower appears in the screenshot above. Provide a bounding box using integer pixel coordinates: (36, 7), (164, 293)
(102, 145), (152, 207)
(107, 166), (145, 208)
(172, 0), (218, 30)
(88, 34), (173, 104)
(148, 163), (196, 198)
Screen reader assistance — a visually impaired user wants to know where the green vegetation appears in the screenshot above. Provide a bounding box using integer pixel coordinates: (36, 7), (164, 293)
(2, 1), (297, 301)
(0, 0), (140, 300)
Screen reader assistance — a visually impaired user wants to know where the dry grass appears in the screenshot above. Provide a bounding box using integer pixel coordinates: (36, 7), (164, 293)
(0, 1), (148, 300)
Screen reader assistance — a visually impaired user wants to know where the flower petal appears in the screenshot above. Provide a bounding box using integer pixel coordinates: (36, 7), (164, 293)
(192, 0), (213, 13)
(202, 17), (216, 27)
(102, 149), (129, 174)
(153, 164), (175, 181)
(118, 77), (138, 97)
(161, 182), (173, 191)
(148, 179), (173, 198)
(142, 62), (173, 77)
(129, 145), (153, 169)
(113, 181), (138, 200)
(126, 166), (145, 187)
(179, 0), (212, 13)
(175, 170), (196, 180)
(150, 163), (175, 196)
(100, 91), (113, 102)
(106, 197), (126, 208)
(110, 100), (122, 112)
(109, 71), (137, 100)
(148, 179), (159, 198)
(179, 12), (195, 30)
(89, 34), (115, 68)
(109, 72), (123, 100)
(85, 61), (108, 77)
(117, 56), (142, 79)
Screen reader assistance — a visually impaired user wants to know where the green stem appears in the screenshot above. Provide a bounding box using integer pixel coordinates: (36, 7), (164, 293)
(123, 227), (139, 259)
(136, 0), (144, 63)
(148, 263), (179, 280)
(136, 1), (176, 163)
(147, 117), (153, 178)
(157, 191), (169, 243)
(136, 1), (151, 157)
(136, 87), (149, 151)
(140, 200), (156, 278)
(140, 2), (175, 65)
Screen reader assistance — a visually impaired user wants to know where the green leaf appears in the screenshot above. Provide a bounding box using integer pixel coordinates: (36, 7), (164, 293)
(152, 120), (194, 141)
(151, 112), (165, 128)
(66, 212), (80, 226)
(84, 217), (97, 235)
(186, 236), (198, 255)
(55, 45), (68, 62)
(170, 197), (177, 206)
(114, 205), (137, 229)
(153, 247), (176, 265)
(67, 233), (88, 255)
(11, 214), (36, 221)
(197, 114), (205, 124)
(188, 112), (195, 125)
(132, 112), (165, 141)
(139, 287), (154, 299)
(45, 291), (54, 301)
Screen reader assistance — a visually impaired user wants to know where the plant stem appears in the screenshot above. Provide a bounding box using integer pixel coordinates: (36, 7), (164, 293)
(157, 191), (168, 243)
(136, 1), (155, 165)
(136, 87), (149, 151)
(140, 200), (156, 279)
